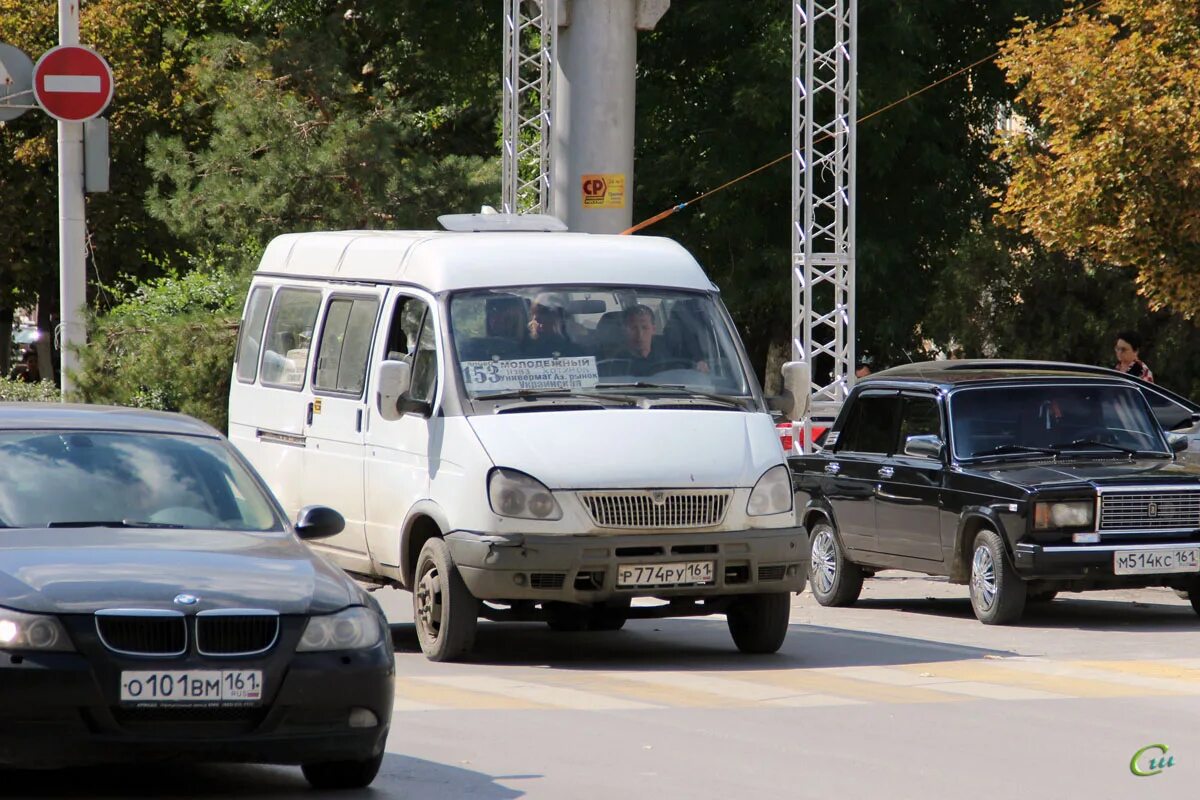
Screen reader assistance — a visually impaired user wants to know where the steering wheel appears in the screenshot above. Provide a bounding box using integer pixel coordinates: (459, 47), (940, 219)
(1069, 427), (1120, 445)
(648, 358), (697, 372)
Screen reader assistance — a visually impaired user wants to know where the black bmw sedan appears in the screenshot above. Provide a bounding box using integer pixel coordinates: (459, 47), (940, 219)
(0, 404), (394, 789)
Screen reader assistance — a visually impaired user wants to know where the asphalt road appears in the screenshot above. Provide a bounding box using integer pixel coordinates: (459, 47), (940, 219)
(8, 575), (1200, 799)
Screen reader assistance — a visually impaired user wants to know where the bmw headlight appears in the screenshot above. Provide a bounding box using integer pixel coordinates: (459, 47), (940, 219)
(0, 607), (73, 652)
(1033, 500), (1095, 530)
(297, 607), (386, 652)
(487, 468), (563, 521)
(747, 464), (794, 516)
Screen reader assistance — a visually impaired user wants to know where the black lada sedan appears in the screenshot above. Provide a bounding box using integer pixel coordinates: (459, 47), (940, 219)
(0, 405), (393, 789)
(790, 363), (1200, 625)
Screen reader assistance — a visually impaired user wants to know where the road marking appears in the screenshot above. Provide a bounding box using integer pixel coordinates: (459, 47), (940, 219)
(748, 668), (964, 704)
(395, 677), (556, 711)
(392, 657), (1200, 711)
(44, 75), (101, 93)
(419, 675), (656, 710)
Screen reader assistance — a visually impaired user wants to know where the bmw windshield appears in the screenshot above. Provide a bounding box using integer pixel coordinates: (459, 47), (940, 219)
(447, 286), (757, 408)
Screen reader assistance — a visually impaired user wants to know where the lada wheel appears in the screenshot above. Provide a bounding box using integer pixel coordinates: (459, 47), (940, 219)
(727, 592), (791, 654)
(302, 751), (384, 789)
(969, 530), (1027, 625)
(808, 522), (863, 607)
(413, 538), (479, 661)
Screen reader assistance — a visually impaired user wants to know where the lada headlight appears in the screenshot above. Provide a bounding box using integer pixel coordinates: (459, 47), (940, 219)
(0, 607), (74, 652)
(1033, 500), (1095, 530)
(747, 465), (794, 516)
(487, 468), (563, 521)
(297, 607), (385, 652)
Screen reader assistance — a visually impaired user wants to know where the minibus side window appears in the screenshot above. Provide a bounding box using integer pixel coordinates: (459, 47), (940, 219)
(235, 286), (272, 384)
(314, 295), (380, 396)
(382, 295), (437, 412)
(260, 288), (321, 389)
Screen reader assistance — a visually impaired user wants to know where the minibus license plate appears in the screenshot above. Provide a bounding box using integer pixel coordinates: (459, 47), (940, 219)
(1113, 547), (1200, 575)
(120, 670), (263, 703)
(617, 561), (714, 587)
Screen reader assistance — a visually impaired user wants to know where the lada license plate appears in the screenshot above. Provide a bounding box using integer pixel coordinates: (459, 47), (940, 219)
(617, 561), (715, 588)
(120, 670), (263, 703)
(1113, 548), (1200, 575)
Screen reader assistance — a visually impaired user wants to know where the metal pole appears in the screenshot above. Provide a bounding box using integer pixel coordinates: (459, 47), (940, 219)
(57, 0), (86, 398)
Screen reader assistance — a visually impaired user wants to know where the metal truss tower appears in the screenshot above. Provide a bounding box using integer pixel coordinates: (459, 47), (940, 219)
(502, 0), (557, 215)
(792, 0), (857, 448)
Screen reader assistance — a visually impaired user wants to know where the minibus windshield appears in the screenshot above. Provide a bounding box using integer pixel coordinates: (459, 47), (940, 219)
(448, 286), (753, 401)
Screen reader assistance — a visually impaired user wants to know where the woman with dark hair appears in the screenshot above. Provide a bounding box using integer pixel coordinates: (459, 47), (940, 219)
(1114, 330), (1154, 383)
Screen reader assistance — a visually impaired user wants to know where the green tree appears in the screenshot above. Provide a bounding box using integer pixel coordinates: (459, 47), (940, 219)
(634, 0), (1068, 375)
(145, 30), (498, 253)
(996, 0), (1200, 316)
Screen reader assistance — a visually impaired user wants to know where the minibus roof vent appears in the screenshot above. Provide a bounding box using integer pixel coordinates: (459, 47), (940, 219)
(438, 209), (568, 233)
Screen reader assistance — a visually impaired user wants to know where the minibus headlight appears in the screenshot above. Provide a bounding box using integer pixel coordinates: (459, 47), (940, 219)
(748, 465), (794, 516)
(487, 468), (563, 521)
(1033, 500), (1094, 530)
(0, 607), (74, 652)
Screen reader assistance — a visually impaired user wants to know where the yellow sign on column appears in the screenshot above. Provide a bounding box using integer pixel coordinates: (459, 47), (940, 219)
(581, 173), (626, 209)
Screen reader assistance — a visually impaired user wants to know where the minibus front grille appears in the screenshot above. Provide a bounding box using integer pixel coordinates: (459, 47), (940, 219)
(579, 491), (731, 529)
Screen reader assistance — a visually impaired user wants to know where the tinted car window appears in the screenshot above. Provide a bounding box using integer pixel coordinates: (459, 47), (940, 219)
(0, 432), (282, 530)
(835, 394), (901, 455)
(950, 384), (1167, 458)
(897, 396), (941, 449)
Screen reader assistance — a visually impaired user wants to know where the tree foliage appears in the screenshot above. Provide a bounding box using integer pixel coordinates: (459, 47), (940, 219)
(996, 0), (1200, 315)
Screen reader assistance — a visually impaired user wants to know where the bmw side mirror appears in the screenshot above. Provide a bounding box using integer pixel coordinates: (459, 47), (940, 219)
(904, 434), (944, 460)
(1168, 433), (1189, 455)
(377, 359), (412, 421)
(295, 505), (345, 540)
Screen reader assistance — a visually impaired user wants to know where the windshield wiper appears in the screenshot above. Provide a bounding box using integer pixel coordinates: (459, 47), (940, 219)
(970, 444), (1060, 458)
(594, 382), (745, 408)
(1052, 439), (1165, 458)
(476, 388), (638, 406)
(46, 520), (188, 529)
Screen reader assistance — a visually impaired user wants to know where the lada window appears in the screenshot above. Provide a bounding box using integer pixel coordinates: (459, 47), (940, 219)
(448, 286), (752, 404)
(950, 384), (1169, 460)
(833, 394), (901, 454)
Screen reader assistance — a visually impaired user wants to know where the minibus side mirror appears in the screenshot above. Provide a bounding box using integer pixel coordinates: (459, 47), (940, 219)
(377, 360), (412, 421)
(776, 361), (811, 420)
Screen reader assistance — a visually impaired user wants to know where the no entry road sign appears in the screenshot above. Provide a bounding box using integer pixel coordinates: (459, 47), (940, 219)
(33, 45), (113, 122)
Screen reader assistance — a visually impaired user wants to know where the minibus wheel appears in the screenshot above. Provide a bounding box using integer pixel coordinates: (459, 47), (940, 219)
(413, 538), (479, 661)
(726, 593), (791, 654)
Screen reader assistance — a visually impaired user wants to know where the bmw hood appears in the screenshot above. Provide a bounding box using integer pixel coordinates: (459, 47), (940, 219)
(467, 409), (783, 489)
(0, 529), (358, 615)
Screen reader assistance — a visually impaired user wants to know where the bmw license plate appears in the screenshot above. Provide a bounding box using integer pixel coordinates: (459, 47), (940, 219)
(1113, 548), (1200, 575)
(120, 670), (263, 703)
(617, 561), (715, 588)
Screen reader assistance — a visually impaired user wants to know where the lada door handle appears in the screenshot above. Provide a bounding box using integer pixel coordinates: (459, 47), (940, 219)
(878, 466), (895, 479)
(824, 462), (841, 475)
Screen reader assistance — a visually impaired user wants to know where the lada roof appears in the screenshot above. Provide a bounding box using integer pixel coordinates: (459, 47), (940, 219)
(862, 360), (1140, 392)
(253, 230), (717, 293)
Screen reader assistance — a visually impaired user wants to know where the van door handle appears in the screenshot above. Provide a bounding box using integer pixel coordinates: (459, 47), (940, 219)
(824, 462), (841, 475)
(306, 402), (314, 425)
(356, 409), (363, 433)
(878, 466), (894, 479)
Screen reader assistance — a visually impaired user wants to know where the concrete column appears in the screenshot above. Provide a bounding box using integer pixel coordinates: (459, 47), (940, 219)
(552, 0), (668, 234)
(58, 0), (86, 396)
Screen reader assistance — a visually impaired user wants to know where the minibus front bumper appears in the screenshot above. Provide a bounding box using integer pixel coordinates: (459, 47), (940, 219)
(445, 527), (808, 603)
